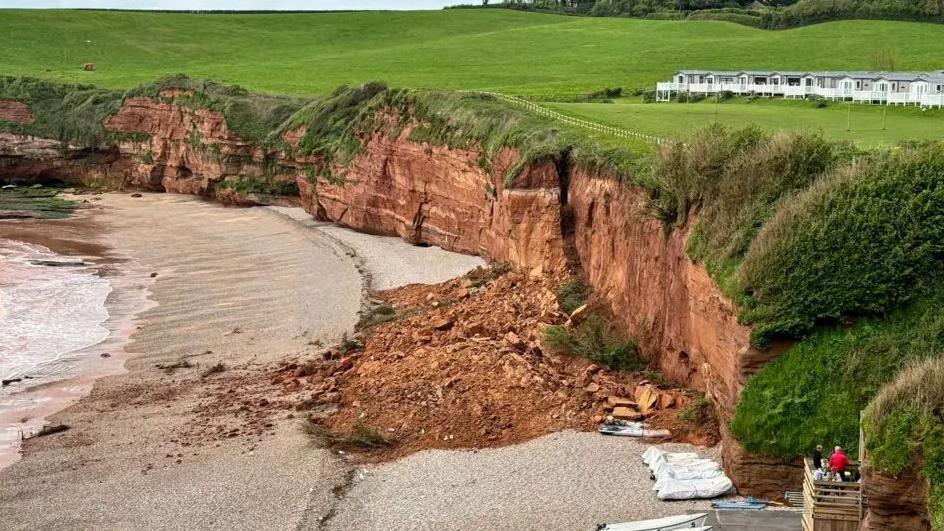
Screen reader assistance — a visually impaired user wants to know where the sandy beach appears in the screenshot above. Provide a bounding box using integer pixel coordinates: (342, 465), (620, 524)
(0, 193), (722, 530)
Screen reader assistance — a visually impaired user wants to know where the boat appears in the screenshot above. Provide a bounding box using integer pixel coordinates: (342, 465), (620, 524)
(598, 423), (645, 437)
(596, 512), (708, 531)
(712, 496), (768, 511)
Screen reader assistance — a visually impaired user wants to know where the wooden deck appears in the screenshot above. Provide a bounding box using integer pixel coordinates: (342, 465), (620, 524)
(801, 458), (864, 531)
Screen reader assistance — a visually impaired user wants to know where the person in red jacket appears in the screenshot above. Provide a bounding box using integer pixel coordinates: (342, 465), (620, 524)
(829, 446), (850, 481)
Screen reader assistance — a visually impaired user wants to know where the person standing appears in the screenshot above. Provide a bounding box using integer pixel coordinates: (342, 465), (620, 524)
(812, 444), (824, 471)
(829, 446), (850, 481)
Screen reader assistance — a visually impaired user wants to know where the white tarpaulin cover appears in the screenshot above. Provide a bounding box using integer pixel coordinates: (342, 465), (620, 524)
(642, 447), (733, 500)
(655, 475), (734, 501)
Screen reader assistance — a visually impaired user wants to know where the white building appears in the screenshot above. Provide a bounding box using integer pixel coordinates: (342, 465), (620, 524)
(656, 70), (944, 108)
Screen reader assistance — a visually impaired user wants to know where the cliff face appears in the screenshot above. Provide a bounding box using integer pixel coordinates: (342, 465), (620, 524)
(565, 170), (801, 497)
(862, 463), (931, 531)
(297, 127), (565, 273)
(0, 94), (836, 502)
(104, 96), (270, 196)
(0, 100), (33, 124)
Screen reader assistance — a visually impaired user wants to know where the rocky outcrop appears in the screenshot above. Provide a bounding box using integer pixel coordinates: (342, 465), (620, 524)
(862, 462), (931, 531)
(720, 430), (804, 498)
(0, 133), (131, 186)
(0, 100), (33, 124)
(105, 97), (261, 194)
(303, 129), (565, 273)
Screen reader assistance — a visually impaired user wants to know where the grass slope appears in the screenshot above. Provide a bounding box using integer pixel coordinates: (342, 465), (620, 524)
(2, 10), (944, 98)
(549, 98), (944, 147)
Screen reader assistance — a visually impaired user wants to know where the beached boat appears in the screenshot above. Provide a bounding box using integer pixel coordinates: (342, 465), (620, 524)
(596, 512), (708, 531)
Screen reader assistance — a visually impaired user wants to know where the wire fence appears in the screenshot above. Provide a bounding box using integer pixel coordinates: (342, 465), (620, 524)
(459, 90), (668, 147)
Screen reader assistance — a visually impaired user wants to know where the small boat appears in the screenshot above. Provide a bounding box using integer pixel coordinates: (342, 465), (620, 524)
(596, 512), (708, 531)
(599, 423), (645, 437)
(712, 496), (768, 511)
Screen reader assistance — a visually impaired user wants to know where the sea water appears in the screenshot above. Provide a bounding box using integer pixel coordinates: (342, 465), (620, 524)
(0, 239), (111, 384)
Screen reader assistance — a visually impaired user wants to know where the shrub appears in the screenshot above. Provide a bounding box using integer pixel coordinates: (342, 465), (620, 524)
(339, 333), (362, 354)
(738, 144), (944, 345)
(864, 356), (944, 528)
(557, 279), (591, 314)
(678, 395), (712, 426)
(732, 290), (944, 458)
(216, 175), (299, 196)
(356, 303), (401, 330)
(542, 315), (641, 371)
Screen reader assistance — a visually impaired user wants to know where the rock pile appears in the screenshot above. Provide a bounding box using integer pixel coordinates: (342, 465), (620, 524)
(176, 266), (713, 458)
(273, 266), (703, 458)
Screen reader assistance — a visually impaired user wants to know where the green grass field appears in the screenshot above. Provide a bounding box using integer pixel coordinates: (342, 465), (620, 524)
(549, 98), (944, 146)
(2, 9), (944, 98)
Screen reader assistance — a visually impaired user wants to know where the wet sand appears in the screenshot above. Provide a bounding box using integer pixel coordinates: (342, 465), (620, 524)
(0, 193), (365, 529)
(0, 201), (150, 468)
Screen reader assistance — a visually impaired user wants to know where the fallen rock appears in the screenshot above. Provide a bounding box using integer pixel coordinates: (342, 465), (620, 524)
(612, 407), (644, 421)
(431, 318), (454, 331)
(584, 382), (600, 393)
(503, 331), (525, 350)
(606, 396), (636, 408)
(569, 304), (590, 325)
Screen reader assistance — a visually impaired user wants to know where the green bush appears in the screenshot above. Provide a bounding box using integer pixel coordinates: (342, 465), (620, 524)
(0, 76), (125, 146)
(557, 279), (591, 314)
(216, 175), (299, 196)
(542, 315), (641, 371)
(738, 143), (944, 345)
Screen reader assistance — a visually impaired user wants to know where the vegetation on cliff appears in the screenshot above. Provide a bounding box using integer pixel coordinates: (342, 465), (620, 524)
(0, 76), (125, 146)
(653, 127), (944, 490)
(864, 357), (944, 529)
(127, 75), (307, 143)
(732, 291), (944, 456)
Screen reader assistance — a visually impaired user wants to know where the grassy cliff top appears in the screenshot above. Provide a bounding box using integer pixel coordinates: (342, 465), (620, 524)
(2, 9), (944, 98)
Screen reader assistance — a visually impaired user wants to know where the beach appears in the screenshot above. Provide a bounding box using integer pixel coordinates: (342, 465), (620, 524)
(0, 193), (722, 530)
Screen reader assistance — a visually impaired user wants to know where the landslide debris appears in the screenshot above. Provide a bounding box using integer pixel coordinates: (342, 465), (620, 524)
(176, 265), (716, 458)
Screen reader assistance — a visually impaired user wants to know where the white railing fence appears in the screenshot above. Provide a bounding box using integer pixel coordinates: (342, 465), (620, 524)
(458, 90), (667, 147)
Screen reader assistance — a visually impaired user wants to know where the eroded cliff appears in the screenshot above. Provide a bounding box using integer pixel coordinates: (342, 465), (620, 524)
(0, 91), (811, 500)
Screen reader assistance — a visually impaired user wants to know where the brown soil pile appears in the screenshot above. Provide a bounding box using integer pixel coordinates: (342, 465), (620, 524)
(271, 266), (716, 459)
(174, 266), (718, 459)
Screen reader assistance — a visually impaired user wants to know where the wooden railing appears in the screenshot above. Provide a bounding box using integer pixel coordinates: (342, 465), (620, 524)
(802, 458), (864, 531)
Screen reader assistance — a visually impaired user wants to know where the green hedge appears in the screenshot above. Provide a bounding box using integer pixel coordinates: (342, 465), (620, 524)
(738, 143), (944, 345)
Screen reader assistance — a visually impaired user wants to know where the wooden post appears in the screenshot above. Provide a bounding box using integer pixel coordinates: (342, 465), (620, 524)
(859, 410), (865, 525)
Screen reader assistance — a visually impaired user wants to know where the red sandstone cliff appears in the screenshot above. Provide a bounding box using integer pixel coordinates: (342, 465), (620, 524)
(0, 100), (33, 124)
(295, 127), (565, 273)
(862, 463), (931, 531)
(0, 94), (859, 503)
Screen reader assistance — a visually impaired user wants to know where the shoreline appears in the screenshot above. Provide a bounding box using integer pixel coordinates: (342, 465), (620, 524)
(0, 201), (156, 469)
(0, 193), (439, 528)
